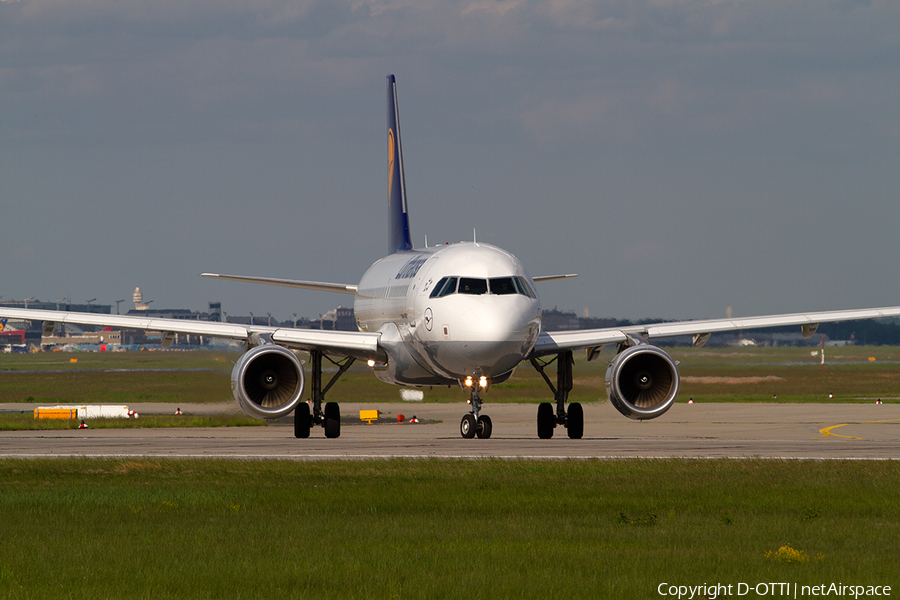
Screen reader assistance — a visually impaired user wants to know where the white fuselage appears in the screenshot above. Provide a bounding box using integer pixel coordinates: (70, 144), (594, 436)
(353, 242), (542, 387)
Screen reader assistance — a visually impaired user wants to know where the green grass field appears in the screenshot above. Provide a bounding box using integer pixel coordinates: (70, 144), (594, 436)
(1, 345), (899, 407)
(2, 349), (899, 597)
(0, 351), (236, 405)
(0, 458), (897, 599)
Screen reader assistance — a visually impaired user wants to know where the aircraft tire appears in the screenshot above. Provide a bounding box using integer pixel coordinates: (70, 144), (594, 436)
(476, 415), (492, 439)
(537, 402), (554, 439)
(567, 402), (584, 439)
(324, 402), (341, 438)
(294, 403), (311, 439)
(460, 413), (477, 439)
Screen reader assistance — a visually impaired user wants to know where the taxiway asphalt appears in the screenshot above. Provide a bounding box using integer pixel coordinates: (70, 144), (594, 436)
(2, 401), (899, 459)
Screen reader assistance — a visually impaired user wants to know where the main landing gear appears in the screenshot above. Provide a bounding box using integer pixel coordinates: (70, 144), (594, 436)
(530, 351), (583, 439)
(294, 349), (356, 439)
(459, 385), (492, 439)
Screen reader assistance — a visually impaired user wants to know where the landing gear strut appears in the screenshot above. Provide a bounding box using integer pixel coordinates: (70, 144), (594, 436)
(530, 351), (583, 439)
(294, 349), (355, 439)
(459, 385), (492, 439)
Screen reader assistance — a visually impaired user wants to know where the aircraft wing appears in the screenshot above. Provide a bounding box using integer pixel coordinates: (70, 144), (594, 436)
(532, 328), (629, 355)
(201, 273), (357, 294)
(530, 304), (900, 357)
(533, 274), (578, 283)
(0, 307), (383, 359)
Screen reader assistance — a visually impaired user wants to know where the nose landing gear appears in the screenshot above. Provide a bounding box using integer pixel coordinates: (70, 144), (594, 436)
(476, 414), (492, 439)
(459, 385), (492, 439)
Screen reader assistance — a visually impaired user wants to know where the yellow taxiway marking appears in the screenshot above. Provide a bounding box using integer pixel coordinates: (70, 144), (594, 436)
(819, 418), (900, 440)
(819, 424), (862, 440)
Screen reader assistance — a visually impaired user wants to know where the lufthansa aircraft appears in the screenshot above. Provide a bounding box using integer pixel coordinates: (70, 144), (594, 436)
(3, 75), (900, 440)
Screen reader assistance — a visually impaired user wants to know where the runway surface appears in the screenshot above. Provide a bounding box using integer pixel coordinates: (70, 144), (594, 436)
(2, 401), (899, 460)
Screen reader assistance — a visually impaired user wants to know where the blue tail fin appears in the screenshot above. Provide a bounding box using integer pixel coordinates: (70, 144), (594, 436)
(387, 74), (413, 254)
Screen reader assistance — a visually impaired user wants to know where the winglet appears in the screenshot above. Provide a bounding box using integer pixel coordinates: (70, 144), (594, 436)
(387, 74), (413, 254)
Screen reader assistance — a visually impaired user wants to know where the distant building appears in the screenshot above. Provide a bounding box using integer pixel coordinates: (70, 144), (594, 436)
(41, 330), (122, 346)
(312, 306), (357, 331)
(0, 299), (111, 314)
(208, 302), (222, 322)
(133, 287), (151, 311)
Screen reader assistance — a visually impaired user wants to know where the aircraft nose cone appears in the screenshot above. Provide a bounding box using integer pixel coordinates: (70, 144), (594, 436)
(450, 303), (540, 372)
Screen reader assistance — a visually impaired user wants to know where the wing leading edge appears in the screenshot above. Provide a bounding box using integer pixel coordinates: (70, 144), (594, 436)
(530, 304), (900, 358)
(0, 307), (382, 359)
(201, 273), (357, 294)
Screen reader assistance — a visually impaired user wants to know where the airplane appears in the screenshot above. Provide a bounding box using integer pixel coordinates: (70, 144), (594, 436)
(3, 74), (900, 440)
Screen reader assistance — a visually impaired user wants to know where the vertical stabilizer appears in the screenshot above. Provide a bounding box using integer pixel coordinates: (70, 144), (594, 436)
(387, 74), (413, 254)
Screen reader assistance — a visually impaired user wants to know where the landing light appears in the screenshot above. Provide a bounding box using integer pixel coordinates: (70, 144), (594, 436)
(464, 376), (473, 387)
(367, 360), (375, 367)
(479, 376), (488, 388)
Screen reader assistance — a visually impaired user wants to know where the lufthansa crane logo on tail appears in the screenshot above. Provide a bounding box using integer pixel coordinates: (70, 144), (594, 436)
(388, 128), (395, 202)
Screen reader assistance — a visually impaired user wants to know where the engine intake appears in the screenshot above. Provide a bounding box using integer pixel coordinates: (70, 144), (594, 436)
(605, 344), (679, 420)
(231, 345), (305, 420)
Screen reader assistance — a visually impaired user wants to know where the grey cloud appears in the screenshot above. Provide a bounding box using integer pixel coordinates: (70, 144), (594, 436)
(2, 0), (899, 321)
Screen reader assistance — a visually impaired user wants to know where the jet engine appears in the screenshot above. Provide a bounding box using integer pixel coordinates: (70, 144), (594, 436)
(605, 344), (679, 420)
(231, 344), (305, 420)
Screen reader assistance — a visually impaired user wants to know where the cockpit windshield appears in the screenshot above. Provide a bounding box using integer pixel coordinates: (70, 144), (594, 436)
(489, 277), (517, 295)
(431, 276), (458, 298)
(429, 276), (536, 299)
(459, 278), (488, 295)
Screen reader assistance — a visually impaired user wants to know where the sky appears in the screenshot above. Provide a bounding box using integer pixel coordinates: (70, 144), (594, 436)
(2, 0), (899, 324)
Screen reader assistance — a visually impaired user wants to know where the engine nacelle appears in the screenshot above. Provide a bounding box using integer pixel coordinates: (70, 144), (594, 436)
(605, 344), (679, 420)
(231, 345), (305, 420)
